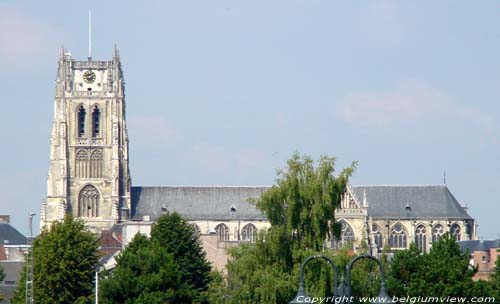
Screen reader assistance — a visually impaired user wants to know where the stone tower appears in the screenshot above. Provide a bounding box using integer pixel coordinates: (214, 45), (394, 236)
(41, 46), (131, 231)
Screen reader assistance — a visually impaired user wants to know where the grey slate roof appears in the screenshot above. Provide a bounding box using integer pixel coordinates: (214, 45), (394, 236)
(131, 185), (473, 221)
(131, 186), (269, 221)
(0, 222), (27, 245)
(352, 185), (473, 220)
(458, 240), (499, 253)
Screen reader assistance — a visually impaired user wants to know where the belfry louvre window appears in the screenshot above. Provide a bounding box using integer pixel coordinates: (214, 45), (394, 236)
(92, 106), (101, 137)
(75, 148), (103, 178)
(77, 105), (86, 137)
(79, 184), (99, 217)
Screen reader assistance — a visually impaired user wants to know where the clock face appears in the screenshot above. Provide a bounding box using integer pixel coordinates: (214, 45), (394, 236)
(83, 70), (96, 84)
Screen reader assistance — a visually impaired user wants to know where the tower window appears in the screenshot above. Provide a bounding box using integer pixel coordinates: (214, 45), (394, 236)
(92, 106), (101, 137)
(78, 184), (99, 217)
(77, 106), (86, 137)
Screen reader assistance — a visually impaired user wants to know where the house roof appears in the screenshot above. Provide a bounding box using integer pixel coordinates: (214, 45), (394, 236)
(458, 240), (499, 253)
(352, 185), (473, 220)
(0, 222), (27, 246)
(131, 186), (269, 221)
(131, 184), (473, 221)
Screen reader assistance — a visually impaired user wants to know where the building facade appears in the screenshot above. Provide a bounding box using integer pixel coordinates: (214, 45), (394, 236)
(42, 47), (131, 231)
(41, 51), (477, 270)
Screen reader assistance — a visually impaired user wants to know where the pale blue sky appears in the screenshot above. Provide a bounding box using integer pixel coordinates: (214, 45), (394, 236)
(1, 1), (499, 238)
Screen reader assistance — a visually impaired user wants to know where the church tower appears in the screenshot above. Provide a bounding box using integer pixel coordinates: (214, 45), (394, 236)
(41, 47), (131, 231)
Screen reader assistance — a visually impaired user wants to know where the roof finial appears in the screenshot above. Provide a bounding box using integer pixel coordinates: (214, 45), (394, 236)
(88, 10), (92, 61)
(443, 170), (446, 185)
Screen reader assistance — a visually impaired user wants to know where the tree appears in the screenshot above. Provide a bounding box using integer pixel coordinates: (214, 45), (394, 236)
(217, 153), (356, 303)
(387, 234), (476, 299)
(11, 215), (99, 304)
(100, 212), (212, 303)
(0, 264), (5, 301)
(99, 233), (190, 304)
(489, 248), (500, 301)
(150, 211), (212, 297)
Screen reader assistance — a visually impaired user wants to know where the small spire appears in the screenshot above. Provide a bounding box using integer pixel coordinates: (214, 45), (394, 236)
(59, 45), (65, 59)
(443, 171), (447, 185)
(113, 44), (120, 60)
(363, 189), (367, 207)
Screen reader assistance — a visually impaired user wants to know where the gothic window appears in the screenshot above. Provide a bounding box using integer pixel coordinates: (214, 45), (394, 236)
(450, 223), (461, 241)
(432, 224), (445, 243)
(92, 106), (101, 137)
(241, 224), (257, 243)
(415, 224), (427, 252)
(215, 224), (230, 242)
(372, 224), (383, 252)
(389, 223), (407, 249)
(75, 149), (103, 178)
(90, 149), (103, 178)
(77, 105), (86, 137)
(75, 149), (90, 178)
(332, 220), (355, 250)
(78, 185), (99, 218)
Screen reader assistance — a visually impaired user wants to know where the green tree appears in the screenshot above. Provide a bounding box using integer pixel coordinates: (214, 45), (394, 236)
(11, 215), (99, 304)
(150, 211), (212, 298)
(387, 234), (476, 300)
(100, 212), (212, 303)
(0, 264), (5, 301)
(490, 248), (500, 301)
(217, 153), (356, 304)
(100, 233), (190, 304)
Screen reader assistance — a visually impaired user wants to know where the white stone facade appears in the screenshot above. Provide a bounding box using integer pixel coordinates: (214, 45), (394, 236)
(42, 47), (131, 231)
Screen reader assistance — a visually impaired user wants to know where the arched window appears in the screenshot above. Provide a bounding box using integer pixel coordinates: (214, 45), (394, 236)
(90, 149), (103, 178)
(332, 220), (355, 250)
(450, 223), (461, 241)
(77, 105), (86, 137)
(215, 224), (230, 242)
(432, 224), (444, 243)
(389, 223), (407, 249)
(241, 224), (257, 243)
(415, 224), (427, 252)
(92, 106), (101, 137)
(75, 149), (89, 178)
(372, 224), (383, 252)
(78, 185), (99, 218)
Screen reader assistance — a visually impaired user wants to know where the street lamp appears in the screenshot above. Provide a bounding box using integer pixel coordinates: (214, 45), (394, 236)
(289, 255), (339, 304)
(290, 254), (392, 304)
(343, 255), (392, 304)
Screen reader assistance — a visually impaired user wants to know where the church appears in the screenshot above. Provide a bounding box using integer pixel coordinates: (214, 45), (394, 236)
(40, 49), (476, 266)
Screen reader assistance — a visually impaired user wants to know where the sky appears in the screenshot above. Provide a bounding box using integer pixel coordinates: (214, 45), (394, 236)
(0, 1), (499, 239)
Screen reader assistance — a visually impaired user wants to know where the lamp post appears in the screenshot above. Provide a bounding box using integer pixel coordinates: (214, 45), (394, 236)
(289, 255), (339, 304)
(290, 254), (392, 304)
